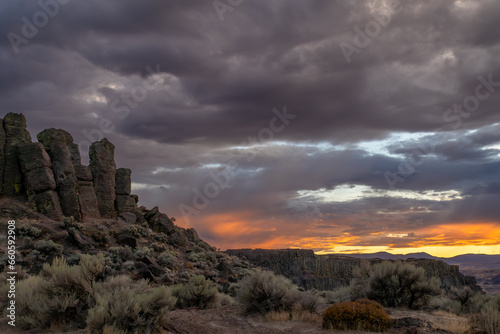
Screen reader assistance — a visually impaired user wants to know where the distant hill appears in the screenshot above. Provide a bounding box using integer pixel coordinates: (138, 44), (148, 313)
(343, 252), (500, 270)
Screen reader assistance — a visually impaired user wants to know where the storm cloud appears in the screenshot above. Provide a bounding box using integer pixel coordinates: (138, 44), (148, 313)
(1, 0), (499, 255)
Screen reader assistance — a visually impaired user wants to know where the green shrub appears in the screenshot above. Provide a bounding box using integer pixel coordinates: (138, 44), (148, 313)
(321, 286), (352, 304)
(322, 299), (393, 332)
(296, 290), (322, 314)
(157, 251), (177, 268)
(87, 275), (176, 334)
(34, 239), (63, 253)
(172, 275), (218, 309)
(237, 270), (299, 315)
(16, 224), (42, 239)
(352, 260), (441, 309)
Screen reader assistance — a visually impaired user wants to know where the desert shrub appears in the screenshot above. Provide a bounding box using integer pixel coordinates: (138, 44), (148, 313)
(352, 260), (441, 309)
(121, 260), (135, 271)
(157, 251), (177, 268)
(34, 239), (63, 253)
(16, 254), (105, 330)
(172, 275), (218, 309)
(297, 290), (322, 314)
(107, 246), (134, 263)
(428, 295), (461, 314)
(237, 270), (299, 315)
(16, 224), (42, 239)
(87, 275), (176, 334)
(214, 292), (235, 307)
(480, 302), (500, 334)
(135, 246), (153, 258)
(449, 286), (488, 314)
(322, 299), (393, 332)
(121, 225), (149, 238)
(321, 286), (352, 304)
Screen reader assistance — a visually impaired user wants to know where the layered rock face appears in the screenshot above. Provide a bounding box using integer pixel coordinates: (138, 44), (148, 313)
(0, 113), (139, 221)
(226, 249), (482, 292)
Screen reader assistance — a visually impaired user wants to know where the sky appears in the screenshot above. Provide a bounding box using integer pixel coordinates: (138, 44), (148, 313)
(1, 0), (500, 257)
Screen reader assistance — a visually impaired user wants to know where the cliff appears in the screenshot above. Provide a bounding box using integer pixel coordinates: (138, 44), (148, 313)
(226, 249), (482, 292)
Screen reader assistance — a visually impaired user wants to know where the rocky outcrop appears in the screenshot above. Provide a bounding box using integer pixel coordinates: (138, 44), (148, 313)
(71, 145), (100, 220)
(37, 129), (82, 221)
(17, 143), (63, 221)
(226, 249), (483, 292)
(115, 168), (137, 213)
(0, 113), (142, 222)
(90, 138), (117, 218)
(2, 113), (31, 196)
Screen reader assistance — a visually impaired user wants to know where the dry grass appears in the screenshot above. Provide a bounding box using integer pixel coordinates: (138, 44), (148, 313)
(260, 310), (320, 323)
(391, 309), (471, 334)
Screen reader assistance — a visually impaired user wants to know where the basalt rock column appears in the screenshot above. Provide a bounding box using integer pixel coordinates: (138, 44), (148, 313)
(115, 168), (137, 213)
(2, 113), (32, 196)
(37, 129), (81, 221)
(71, 144), (100, 219)
(90, 138), (117, 218)
(18, 143), (63, 220)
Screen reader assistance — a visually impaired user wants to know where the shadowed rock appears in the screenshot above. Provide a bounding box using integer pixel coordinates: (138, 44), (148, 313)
(0, 119), (5, 194)
(115, 195), (136, 213)
(37, 129), (81, 221)
(115, 168), (131, 195)
(90, 138), (116, 218)
(70, 144), (100, 219)
(3, 113), (31, 196)
(18, 142), (62, 220)
(33, 190), (64, 221)
(18, 142), (52, 174)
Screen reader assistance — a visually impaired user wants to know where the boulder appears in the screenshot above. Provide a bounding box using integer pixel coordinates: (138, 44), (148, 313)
(115, 168), (131, 195)
(37, 129), (81, 221)
(116, 233), (137, 249)
(118, 212), (137, 223)
(24, 167), (57, 192)
(3, 113), (32, 196)
(185, 228), (201, 243)
(33, 190), (64, 221)
(89, 138), (116, 218)
(145, 209), (175, 235)
(67, 228), (96, 250)
(115, 195), (136, 213)
(18, 142), (51, 174)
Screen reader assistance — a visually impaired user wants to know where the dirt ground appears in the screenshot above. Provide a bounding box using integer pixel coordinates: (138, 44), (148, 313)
(1, 305), (451, 334)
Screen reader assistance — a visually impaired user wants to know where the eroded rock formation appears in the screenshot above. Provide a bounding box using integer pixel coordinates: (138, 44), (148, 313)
(0, 113), (141, 221)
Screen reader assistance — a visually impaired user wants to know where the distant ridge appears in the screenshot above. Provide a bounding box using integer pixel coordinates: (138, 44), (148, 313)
(343, 252), (500, 270)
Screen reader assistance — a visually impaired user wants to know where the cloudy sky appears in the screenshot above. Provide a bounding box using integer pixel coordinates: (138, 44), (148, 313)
(2, 0), (500, 256)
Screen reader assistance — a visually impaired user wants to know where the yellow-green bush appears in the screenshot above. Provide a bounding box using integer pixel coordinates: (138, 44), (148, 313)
(171, 275), (218, 309)
(87, 275), (176, 334)
(351, 260), (441, 309)
(16, 254), (104, 330)
(322, 299), (393, 332)
(237, 270), (299, 315)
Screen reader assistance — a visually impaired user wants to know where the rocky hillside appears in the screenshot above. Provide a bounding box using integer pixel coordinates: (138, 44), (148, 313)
(0, 113), (250, 286)
(226, 249), (482, 292)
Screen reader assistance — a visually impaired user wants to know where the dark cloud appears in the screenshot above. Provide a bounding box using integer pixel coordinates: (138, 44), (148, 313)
(1, 0), (499, 252)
